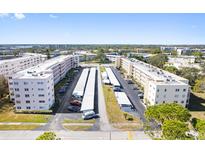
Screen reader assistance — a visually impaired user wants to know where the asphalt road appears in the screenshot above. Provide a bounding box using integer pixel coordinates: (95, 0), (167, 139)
(41, 68), (83, 131)
(111, 67), (146, 122)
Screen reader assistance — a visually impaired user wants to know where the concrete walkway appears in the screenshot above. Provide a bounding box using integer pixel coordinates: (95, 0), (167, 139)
(0, 130), (151, 140)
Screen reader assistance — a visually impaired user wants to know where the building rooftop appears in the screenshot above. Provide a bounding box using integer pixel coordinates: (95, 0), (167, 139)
(13, 55), (74, 79)
(0, 53), (44, 65)
(130, 58), (188, 85)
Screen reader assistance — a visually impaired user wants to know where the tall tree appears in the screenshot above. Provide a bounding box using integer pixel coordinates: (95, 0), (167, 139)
(145, 103), (191, 124)
(0, 75), (9, 98)
(46, 49), (51, 59)
(147, 54), (168, 68)
(163, 66), (178, 74)
(162, 120), (189, 140)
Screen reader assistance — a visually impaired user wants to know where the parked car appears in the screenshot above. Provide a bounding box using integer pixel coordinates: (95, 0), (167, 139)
(67, 106), (80, 112)
(127, 80), (133, 84)
(82, 111), (99, 120)
(70, 100), (81, 107)
(133, 87), (138, 90)
(113, 86), (121, 92)
(138, 93), (144, 99)
(58, 87), (67, 94)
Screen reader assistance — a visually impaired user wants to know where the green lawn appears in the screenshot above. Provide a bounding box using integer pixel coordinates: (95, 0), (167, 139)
(0, 99), (51, 123)
(64, 125), (93, 131)
(63, 118), (95, 123)
(0, 125), (41, 130)
(100, 66), (106, 72)
(103, 84), (141, 124)
(103, 85), (127, 123)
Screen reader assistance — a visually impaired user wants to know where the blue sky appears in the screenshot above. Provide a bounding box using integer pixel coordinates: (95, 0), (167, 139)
(0, 13), (205, 44)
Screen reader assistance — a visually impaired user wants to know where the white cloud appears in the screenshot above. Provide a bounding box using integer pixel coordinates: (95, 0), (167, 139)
(14, 13), (25, 20)
(0, 13), (10, 18)
(49, 14), (58, 19)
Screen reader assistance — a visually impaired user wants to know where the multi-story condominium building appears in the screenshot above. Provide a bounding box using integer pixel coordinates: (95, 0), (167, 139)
(165, 56), (201, 70)
(0, 53), (47, 79)
(115, 57), (190, 107)
(9, 55), (79, 111)
(106, 54), (121, 62)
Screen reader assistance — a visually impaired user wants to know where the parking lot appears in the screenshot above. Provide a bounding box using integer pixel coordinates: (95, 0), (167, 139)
(47, 66), (100, 131)
(111, 67), (146, 122)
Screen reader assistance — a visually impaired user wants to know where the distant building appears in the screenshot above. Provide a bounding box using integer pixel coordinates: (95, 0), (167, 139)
(176, 47), (190, 55)
(106, 54), (121, 62)
(74, 50), (96, 61)
(115, 56), (190, 107)
(160, 46), (177, 51)
(166, 56), (201, 70)
(9, 55), (79, 111)
(0, 53), (47, 79)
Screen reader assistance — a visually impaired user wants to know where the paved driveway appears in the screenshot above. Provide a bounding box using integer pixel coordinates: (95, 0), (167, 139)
(111, 67), (146, 122)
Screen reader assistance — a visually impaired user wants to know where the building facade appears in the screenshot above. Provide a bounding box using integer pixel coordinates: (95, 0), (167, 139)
(115, 57), (190, 107)
(9, 55), (79, 111)
(0, 53), (47, 79)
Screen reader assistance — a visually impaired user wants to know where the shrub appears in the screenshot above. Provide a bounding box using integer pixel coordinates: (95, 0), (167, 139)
(36, 132), (58, 140)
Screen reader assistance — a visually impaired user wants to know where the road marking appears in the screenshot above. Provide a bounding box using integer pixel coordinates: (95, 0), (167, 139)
(128, 131), (133, 140)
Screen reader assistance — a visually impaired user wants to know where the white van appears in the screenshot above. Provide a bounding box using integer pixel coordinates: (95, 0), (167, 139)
(82, 111), (97, 120)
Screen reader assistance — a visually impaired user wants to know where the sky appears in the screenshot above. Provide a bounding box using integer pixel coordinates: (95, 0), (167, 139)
(0, 13), (205, 44)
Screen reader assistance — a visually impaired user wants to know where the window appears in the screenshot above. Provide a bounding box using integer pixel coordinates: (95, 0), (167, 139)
(14, 88), (19, 91)
(26, 106), (31, 109)
(157, 89), (159, 92)
(14, 82), (18, 85)
(181, 101), (184, 104)
(39, 100), (45, 103)
(175, 95), (179, 98)
(25, 88), (29, 91)
(163, 101), (165, 103)
(26, 100), (30, 103)
(37, 82), (43, 85)
(25, 94), (30, 97)
(24, 82), (28, 85)
(38, 88), (44, 91)
(164, 89), (167, 92)
(183, 89), (186, 92)
(16, 94), (20, 98)
(175, 89), (180, 92)
(174, 101), (178, 103)
(38, 94), (45, 97)
(16, 106), (21, 109)
(16, 100), (21, 104)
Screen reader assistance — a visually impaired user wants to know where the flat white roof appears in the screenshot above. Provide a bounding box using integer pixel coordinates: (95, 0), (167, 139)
(129, 58), (188, 85)
(115, 92), (132, 106)
(72, 68), (89, 97)
(105, 67), (120, 87)
(13, 55), (75, 79)
(0, 53), (43, 65)
(81, 67), (96, 111)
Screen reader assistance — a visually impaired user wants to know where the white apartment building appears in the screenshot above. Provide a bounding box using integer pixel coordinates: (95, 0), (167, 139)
(106, 54), (121, 62)
(9, 55), (79, 111)
(115, 57), (190, 107)
(166, 56), (201, 70)
(0, 53), (47, 79)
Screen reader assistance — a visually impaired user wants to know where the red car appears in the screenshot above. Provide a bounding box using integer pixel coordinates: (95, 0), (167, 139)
(70, 100), (81, 107)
